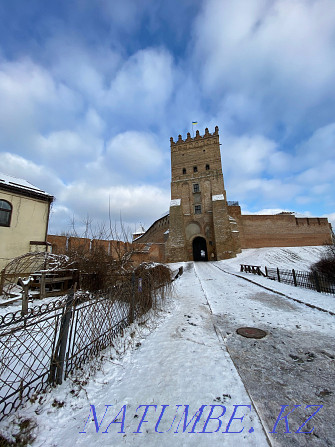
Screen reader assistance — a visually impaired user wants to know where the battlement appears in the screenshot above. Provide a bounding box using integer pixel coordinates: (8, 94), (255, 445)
(170, 126), (219, 147)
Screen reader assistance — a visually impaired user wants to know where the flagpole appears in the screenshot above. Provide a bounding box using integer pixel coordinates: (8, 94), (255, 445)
(192, 121), (198, 138)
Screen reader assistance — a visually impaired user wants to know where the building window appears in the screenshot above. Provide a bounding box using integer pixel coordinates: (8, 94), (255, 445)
(193, 166), (198, 173)
(193, 183), (200, 193)
(182, 168), (186, 174)
(0, 200), (12, 227)
(194, 205), (202, 214)
(206, 164), (210, 170)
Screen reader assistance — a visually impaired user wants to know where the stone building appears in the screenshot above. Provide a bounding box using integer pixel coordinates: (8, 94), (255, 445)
(133, 126), (333, 263)
(166, 126), (240, 261)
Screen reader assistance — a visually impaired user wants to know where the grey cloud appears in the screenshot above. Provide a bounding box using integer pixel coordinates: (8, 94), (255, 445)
(193, 0), (335, 136)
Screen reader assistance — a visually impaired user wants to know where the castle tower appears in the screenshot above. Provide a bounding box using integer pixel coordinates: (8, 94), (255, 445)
(166, 126), (240, 262)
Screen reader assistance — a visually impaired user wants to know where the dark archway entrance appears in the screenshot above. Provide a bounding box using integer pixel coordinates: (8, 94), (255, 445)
(192, 237), (208, 261)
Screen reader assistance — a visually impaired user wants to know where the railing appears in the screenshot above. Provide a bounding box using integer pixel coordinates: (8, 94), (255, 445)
(240, 264), (335, 295)
(240, 264), (266, 276)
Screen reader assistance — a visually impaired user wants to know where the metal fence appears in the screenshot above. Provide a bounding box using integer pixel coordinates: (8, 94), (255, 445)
(0, 269), (171, 421)
(0, 298), (67, 420)
(240, 264), (335, 295)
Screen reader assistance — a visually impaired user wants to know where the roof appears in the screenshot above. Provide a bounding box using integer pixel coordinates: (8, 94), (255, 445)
(0, 172), (53, 201)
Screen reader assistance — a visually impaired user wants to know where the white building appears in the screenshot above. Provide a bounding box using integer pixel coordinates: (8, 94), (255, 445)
(0, 173), (54, 271)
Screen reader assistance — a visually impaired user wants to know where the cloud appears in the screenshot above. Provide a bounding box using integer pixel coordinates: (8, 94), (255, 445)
(44, 37), (121, 102)
(0, 57), (82, 155)
(0, 1), (334, 234)
(296, 122), (335, 166)
(324, 212), (335, 231)
(223, 133), (278, 175)
(105, 48), (174, 127)
(56, 182), (170, 231)
(0, 152), (64, 197)
(33, 130), (104, 181)
(222, 132), (298, 203)
(105, 131), (166, 177)
(193, 0), (335, 135)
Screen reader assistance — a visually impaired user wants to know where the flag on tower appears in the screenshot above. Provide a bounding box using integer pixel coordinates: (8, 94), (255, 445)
(192, 121), (198, 125)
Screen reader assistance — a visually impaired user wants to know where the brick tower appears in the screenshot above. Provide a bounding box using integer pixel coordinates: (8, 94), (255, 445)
(166, 126), (240, 262)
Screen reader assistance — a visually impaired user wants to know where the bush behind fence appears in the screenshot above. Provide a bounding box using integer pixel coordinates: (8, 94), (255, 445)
(0, 265), (172, 421)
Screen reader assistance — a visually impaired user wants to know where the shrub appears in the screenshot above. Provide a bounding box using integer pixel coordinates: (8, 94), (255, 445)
(310, 244), (335, 282)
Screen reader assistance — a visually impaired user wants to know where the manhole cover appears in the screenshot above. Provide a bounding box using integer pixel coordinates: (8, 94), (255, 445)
(236, 327), (267, 339)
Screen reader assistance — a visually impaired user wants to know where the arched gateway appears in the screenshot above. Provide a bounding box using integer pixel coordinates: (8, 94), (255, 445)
(192, 236), (208, 261)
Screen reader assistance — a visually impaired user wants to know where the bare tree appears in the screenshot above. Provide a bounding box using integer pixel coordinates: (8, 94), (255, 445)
(59, 215), (139, 291)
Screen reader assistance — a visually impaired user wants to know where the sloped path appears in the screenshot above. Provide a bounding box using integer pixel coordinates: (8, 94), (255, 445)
(194, 262), (335, 447)
(4, 263), (269, 447)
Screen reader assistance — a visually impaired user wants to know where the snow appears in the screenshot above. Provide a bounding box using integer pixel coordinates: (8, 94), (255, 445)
(222, 246), (328, 271)
(0, 247), (334, 446)
(219, 246), (335, 314)
(159, 210), (169, 219)
(0, 171), (51, 197)
(212, 194), (224, 201)
(0, 294), (65, 318)
(193, 262), (334, 446)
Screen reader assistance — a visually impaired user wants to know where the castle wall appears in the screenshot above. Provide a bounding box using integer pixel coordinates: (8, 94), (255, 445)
(47, 234), (166, 265)
(134, 214), (169, 244)
(237, 214), (332, 248)
(47, 235), (67, 254)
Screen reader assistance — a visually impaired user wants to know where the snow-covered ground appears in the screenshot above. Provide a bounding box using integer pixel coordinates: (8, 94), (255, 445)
(222, 245), (328, 270)
(0, 247), (334, 446)
(220, 246), (335, 314)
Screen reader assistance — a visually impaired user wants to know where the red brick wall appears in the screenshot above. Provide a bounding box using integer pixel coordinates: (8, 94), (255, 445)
(47, 235), (67, 254)
(238, 215), (332, 248)
(68, 237), (91, 252)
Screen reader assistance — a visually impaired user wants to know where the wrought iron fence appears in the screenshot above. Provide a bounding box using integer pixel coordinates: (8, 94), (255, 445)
(0, 298), (67, 420)
(240, 264), (335, 295)
(0, 267), (172, 421)
(64, 290), (130, 378)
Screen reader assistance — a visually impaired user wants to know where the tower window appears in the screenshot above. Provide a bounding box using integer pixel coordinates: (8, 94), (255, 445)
(206, 164), (210, 170)
(182, 168), (186, 174)
(194, 205), (202, 214)
(193, 166), (198, 173)
(193, 183), (200, 193)
(0, 200), (12, 227)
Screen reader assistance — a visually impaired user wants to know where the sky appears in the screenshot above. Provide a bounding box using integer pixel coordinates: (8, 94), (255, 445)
(0, 0), (334, 236)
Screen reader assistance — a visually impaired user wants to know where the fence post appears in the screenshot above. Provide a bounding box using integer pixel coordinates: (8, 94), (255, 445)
(265, 266), (268, 277)
(40, 272), (46, 299)
(292, 269), (297, 287)
(50, 287), (75, 385)
(18, 277), (31, 316)
(0, 269), (5, 295)
(277, 268), (281, 282)
(240, 265), (243, 272)
(313, 271), (321, 293)
(130, 272), (135, 324)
